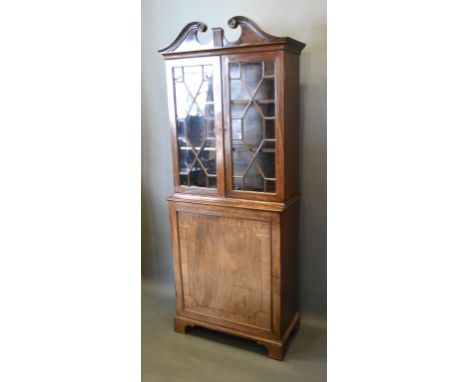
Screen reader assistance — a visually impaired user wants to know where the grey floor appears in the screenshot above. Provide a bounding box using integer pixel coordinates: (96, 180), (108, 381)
(142, 281), (326, 382)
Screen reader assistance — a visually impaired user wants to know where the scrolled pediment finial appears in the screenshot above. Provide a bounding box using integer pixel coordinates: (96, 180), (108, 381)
(227, 17), (239, 29)
(225, 16), (305, 53)
(196, 22), (207, 32)
(158, 21), (208, 54)
(226, 16), (286, 45)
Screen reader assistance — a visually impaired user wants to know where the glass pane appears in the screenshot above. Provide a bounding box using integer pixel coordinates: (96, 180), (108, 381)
(208, 176), (217, 188)
(173, 64), (217, 188)
(263, 61), (275, 77)
(206, 118), (215, 138)
(203, 65), (213, 82)
(229, 60), (276, 193)
(242, 63), (262, 93)
(175, 82), (189, 118)
(190, 168), (207, 188)
(232, 144), (250, 177)
(230, 80), (250, 101)
(179, 147), (194, 174)
(258, 103), (275, 118)
(185, 115), (205, 148)
(204, 137), (216, 149)
(244, 165), (263, 191)
(257, 151), (276, 179)
(204, 103), (214, 118)
(177, 119), (186, 140)
(231, 103), (247, 119)
(233, 177), (243, 190)
(230, 63), (241, 79)
(199, 149), (216, 175)
(174, 67), (183, 82)
(184, 66), (202, 97)
(231, 119), (242, 140)
(262, 139), (276, 152)
(264, 119), (275, 139)
(180, 174), (188, 186)
(255, 78), (275, 100)
(265, 179), (275, 192)
(243, 104), (263, 148)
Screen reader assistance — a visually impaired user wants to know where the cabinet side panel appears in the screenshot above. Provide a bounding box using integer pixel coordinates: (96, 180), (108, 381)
(283, 52), (300, 200)
(164, 64), (180, 191)
(168, 201), (184, 314)
(281, 199), (299, 333)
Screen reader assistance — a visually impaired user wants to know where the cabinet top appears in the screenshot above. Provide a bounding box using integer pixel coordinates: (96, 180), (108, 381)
(159, 16), (306, 57)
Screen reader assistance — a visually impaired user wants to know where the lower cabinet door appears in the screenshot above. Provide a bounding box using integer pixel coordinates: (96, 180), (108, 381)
(169, 202), (280, 337)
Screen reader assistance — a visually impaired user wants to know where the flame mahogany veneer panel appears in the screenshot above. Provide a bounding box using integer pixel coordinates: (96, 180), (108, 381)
(178, 211), (272, 330)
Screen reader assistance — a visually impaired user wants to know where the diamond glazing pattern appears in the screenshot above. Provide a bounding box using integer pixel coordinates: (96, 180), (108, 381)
(229, 61), (276, 193)
(173, 65), (217, 188)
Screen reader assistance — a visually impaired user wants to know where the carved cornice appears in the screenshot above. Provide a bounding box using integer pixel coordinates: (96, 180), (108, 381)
(159, 16), (306, 56)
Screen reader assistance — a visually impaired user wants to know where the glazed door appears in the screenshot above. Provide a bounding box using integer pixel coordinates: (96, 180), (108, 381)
(170, 202), (281, 337)
(165, 56), (225, 195)
(222, 52), (281, 202)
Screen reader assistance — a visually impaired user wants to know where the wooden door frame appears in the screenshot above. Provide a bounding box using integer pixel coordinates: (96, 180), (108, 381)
(221, 51), (284, 203)
(164, 56), (226, 196)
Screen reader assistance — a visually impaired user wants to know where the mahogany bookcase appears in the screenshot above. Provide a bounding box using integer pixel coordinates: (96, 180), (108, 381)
(159, 16), (305, 360)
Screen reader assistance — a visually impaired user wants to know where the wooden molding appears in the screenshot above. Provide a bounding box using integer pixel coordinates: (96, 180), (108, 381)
(159, 16), (305, 56)
(167, 192), (300, 212)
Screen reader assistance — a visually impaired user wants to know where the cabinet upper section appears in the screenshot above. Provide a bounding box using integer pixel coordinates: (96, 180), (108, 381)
(160, 18), (305, 203)
(159, 16), (305, 57)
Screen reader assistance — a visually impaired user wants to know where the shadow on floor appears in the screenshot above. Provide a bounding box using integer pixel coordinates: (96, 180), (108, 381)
(186, 326), (267, 356)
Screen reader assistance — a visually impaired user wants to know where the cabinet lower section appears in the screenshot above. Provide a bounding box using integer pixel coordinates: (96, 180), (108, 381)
(168, 196), (299, 360)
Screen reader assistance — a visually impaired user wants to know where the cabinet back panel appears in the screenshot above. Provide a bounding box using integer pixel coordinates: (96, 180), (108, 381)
(177, 211), (272, 331)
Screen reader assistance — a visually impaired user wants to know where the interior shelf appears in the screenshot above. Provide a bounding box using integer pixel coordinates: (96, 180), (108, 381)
(179, 146), (216, 151)
(232, 146), (275, 153)
(230, 99), (275, 105)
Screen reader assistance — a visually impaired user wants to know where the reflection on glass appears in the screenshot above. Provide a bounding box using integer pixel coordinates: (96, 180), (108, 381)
(230, 63), (241, 79)
(199, 150), (216, 175)
(232, 119), (242, 140)
(230, 80), (250, 101)
(173, 64), (217, 188)
(206, 118), (215, 138)
(174, 67), (183, 82)
(179, 147), (194, 174)
(177, 119), (186, 140)
(231, 103), (246, 119)
(190, 168), (207, 188)
(229, 61), (276, 193)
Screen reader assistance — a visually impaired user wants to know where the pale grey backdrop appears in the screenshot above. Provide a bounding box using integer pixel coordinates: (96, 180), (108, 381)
(142, 0), (326, 320)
